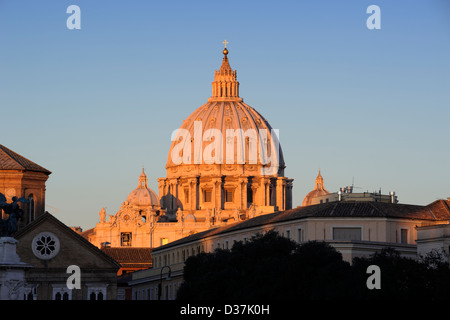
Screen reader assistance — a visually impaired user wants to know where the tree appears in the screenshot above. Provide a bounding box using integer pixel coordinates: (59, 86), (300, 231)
(351, 248), (439, 299)
(176, 234), (450, 300)
(176, 230), (352, 300)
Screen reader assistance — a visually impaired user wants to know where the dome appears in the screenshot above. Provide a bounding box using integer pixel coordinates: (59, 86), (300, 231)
(158, 43), (294, 216)
(302, 170), (330, 206)
(166, 47), (285, 177)
(184, 213), (197, 222)
(126, 169), (159, 207)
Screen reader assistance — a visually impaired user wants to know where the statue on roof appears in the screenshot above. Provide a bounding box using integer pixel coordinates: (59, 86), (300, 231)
(0, 193), (28, 237)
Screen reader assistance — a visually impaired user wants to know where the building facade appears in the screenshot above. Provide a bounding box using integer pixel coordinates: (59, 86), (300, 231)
(415, 198), (450, 258)
(15, 213), (120, 300)
(130, 199), (450, 300)
(0, 144), (121, 300)
(0, 144), (51, 227)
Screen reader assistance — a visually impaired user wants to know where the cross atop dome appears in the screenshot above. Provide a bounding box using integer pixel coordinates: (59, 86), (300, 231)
(222, 40), (229, 56)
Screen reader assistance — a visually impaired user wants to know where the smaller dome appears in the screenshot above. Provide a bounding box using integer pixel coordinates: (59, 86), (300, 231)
(126, 169), (159, 207)
(127, 188), (159, 207)
(184, 213), (196, 222)
(302, 170), (330, 206)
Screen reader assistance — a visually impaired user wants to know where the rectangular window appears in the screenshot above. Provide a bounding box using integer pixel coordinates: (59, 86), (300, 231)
(400, 229), (408, 244)
(160, 238), (169, 246)
(184, 189), (189, 204)
(225, 190), (234, 203)
(297, 228), (303, 242)
(247, 186), (253, 204)
(121, 232), (132, 246)
(269, 186), (274, 206)
(332, 227), (362, 241)
(204, 190), (212, 203)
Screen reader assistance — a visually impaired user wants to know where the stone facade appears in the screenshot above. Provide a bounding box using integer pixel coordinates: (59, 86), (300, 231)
(15, 213), (120, 300)
(86, 47), (294, 250)
(0, 144), (51, 226)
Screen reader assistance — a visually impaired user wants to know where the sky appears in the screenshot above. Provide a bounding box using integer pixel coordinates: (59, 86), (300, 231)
(0, 0), (449, 230)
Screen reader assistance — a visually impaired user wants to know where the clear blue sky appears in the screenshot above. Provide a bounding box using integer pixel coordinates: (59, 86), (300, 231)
(1, 0), (449, 230)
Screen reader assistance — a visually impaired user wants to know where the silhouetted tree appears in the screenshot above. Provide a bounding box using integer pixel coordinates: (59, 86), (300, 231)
(176, 231), (450, 300)
(177, 230), (352, 300)
(351, 247), (450, 300)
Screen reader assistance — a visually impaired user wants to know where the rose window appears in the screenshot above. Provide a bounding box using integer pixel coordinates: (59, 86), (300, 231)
(32, 232), (60, 260)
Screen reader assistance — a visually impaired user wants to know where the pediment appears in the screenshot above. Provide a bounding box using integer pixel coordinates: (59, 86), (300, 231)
(14, 213), (120, 270)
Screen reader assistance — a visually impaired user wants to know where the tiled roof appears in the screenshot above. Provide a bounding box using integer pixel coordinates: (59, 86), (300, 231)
(0, 144), (51, 174)
(154, 200), (450, 252)
(101, 247), (153, 268)
(425, 199), (450, 220)
(79, 228), (95, 240)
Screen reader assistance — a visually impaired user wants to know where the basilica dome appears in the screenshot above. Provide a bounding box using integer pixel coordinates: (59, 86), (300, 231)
(126, 169), (159, 208)
(166, 47), (285, 178)
(159, 44), (293, 217)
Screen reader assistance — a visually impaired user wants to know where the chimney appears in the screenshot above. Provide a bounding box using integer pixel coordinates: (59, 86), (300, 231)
(390, 191), (396, 204)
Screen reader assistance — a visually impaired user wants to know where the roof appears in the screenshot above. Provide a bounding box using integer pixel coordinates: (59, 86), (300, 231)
(0, 144), (51, 174)
(79, 227), (95, 240)
(425, 199), (450, 220)
(153, 200), (450, 252)
(101, 247), (153, 269)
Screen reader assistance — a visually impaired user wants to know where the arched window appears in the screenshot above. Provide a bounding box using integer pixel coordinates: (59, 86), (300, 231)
(28, 194), (35, 223)
(88, 287), (107, 300)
